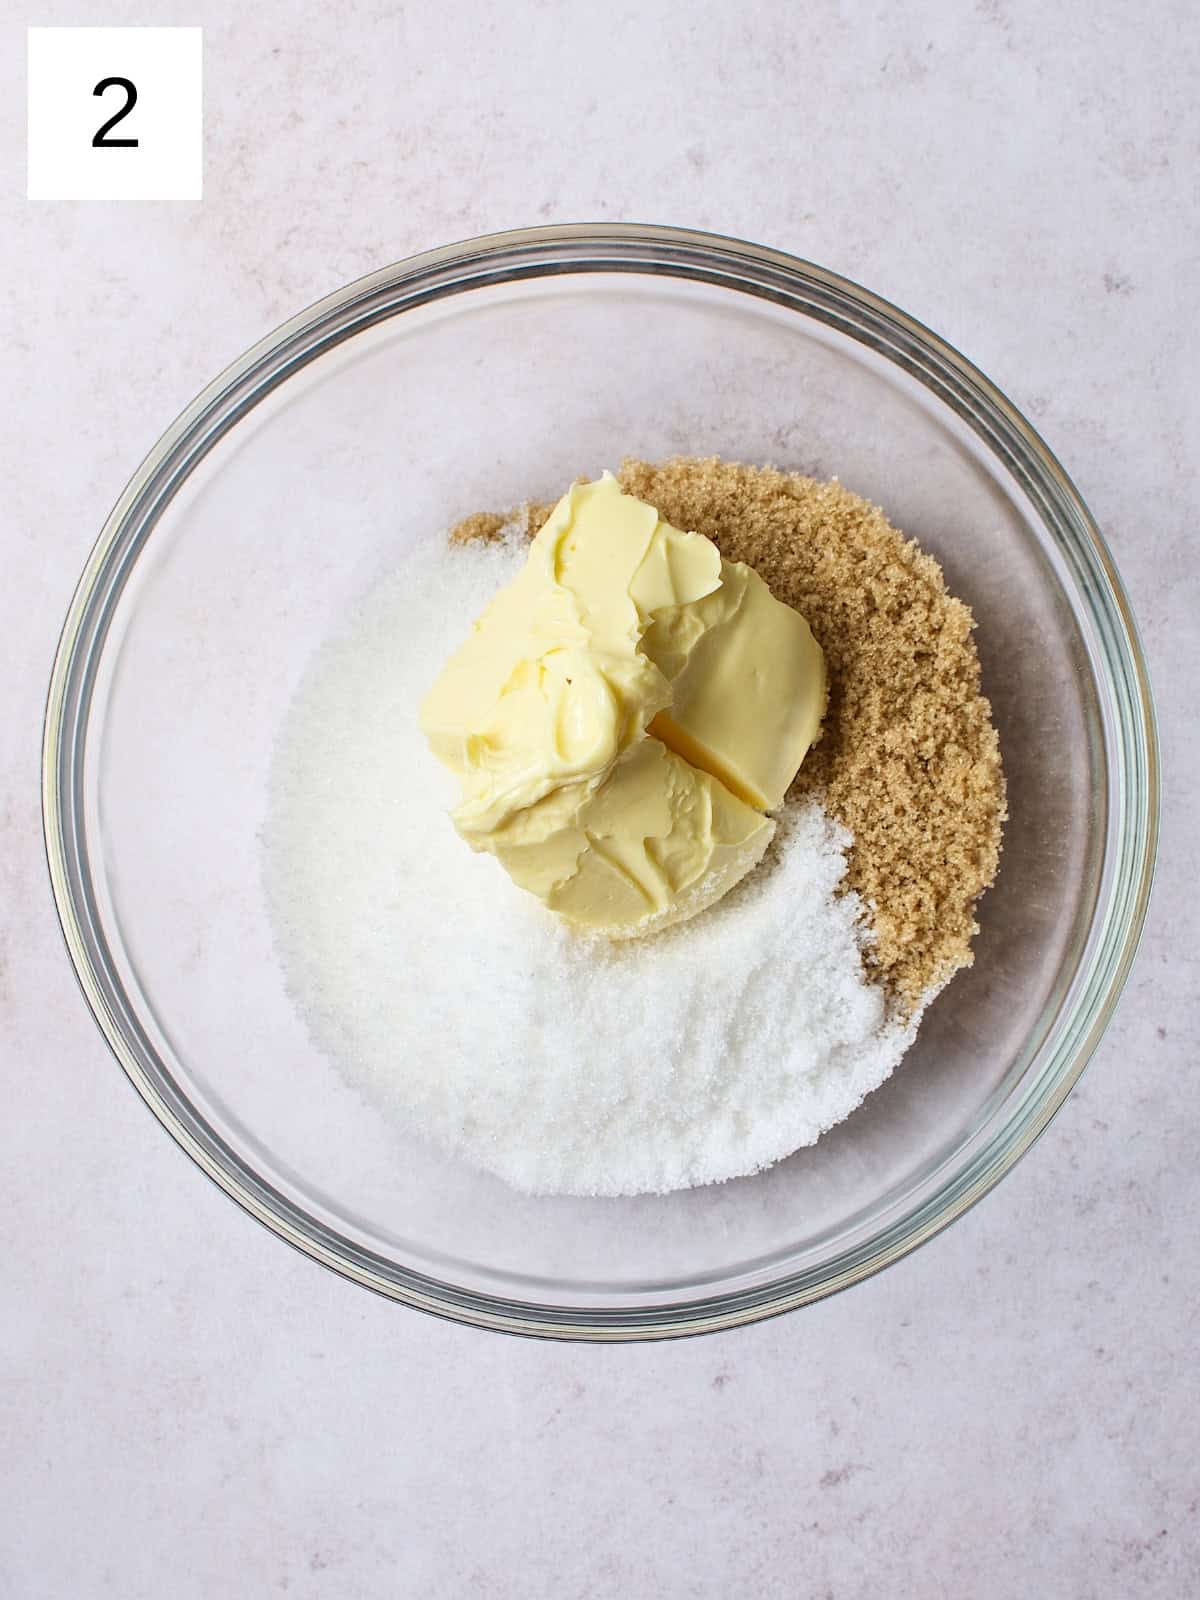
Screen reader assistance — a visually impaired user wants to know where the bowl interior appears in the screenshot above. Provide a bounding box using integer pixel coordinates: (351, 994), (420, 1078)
(69, 262), (1114, 1321)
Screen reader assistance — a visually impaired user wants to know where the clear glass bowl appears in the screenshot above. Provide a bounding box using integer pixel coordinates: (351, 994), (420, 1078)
(43, 225), (1158, 1339)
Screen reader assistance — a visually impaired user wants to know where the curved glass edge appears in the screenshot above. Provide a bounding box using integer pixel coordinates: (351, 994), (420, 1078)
(41, 223), (1160, 1341)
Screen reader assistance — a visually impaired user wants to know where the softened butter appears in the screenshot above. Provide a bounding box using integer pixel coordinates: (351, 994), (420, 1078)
(420, 473), (825, 934)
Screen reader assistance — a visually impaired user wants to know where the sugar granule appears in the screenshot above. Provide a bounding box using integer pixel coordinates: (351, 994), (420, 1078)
(263, 529), (926, 1198)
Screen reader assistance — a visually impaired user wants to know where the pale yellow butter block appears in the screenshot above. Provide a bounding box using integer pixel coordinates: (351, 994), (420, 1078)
(487, 736), (774, 934)
(648, 558), (826, 811)
(420, 472), (823, 936)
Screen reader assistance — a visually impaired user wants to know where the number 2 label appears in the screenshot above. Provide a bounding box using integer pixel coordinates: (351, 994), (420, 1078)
(92, 77), (138, 147)
(28, 27), (202, 201)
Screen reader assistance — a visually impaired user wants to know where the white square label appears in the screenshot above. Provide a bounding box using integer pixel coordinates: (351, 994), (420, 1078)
(27, 27), (202, 201)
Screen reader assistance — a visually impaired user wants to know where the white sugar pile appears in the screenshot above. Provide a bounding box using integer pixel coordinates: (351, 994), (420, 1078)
(262, 531), (927, 1197)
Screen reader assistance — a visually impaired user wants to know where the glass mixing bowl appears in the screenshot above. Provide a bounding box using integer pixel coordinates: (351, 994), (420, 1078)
(43, 225), (1158, 1339)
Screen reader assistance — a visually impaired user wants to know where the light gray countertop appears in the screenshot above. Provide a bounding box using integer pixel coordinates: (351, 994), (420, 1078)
(4, 2), (1197, 1594)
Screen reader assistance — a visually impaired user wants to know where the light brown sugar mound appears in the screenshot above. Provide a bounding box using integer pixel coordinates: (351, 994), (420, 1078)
(449, 457), (1005, 1008)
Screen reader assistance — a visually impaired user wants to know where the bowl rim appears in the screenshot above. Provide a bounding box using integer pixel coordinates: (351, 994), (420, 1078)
(41, 222), (1160, 1340)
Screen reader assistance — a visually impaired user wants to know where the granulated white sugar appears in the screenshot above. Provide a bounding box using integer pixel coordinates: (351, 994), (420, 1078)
(262, 530), (929, 1198)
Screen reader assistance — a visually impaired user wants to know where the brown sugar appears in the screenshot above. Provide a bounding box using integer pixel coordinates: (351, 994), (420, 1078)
(449, 458), (1005, 1008)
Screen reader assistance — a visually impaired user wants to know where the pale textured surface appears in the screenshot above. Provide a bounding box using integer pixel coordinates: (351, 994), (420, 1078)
(3, 1), (1197, 1595)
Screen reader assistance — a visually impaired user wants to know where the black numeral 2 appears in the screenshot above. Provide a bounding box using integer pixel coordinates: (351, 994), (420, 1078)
(92, 77), (139, 148)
